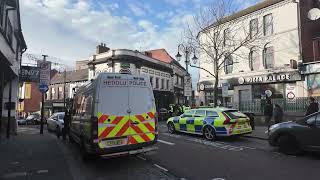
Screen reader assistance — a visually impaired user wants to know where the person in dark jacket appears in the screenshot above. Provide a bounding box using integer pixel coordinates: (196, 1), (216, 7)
(62, 109), (71, 141)
(274, 104), (283, 124)
(306, 97), (319, 116)
(264, 99), (273, 130)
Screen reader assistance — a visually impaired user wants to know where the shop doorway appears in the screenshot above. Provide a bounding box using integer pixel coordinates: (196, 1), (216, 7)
(239, 89), (251, 104)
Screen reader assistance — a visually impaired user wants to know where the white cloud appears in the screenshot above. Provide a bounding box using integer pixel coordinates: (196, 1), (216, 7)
(20, 0), (194, 67)
(164, 0), (187, 6)
(128, 3), (145, 16)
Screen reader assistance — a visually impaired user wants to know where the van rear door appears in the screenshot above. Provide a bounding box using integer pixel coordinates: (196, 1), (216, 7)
(127, 76), (157, 145)
(97, 74), (131, 149)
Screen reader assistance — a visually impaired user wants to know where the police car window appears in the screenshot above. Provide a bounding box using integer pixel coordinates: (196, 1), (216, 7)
(195, 110), (206, 117)
(206, 111), (219, 117)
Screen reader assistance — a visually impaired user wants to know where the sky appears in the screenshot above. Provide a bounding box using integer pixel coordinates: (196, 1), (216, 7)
(20, 0), (260, 83)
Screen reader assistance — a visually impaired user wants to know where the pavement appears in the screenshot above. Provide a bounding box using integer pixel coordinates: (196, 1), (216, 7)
(1, 123), (319, 180)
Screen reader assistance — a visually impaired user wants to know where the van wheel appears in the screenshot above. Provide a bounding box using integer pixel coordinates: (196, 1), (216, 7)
(278, 135), (302, 155)
(69, 134), (75, 144)
(203, 126), (216, 141)
(80, 140), (96, 162)
(56, 126), (61, 138)
(167, 122), (175, 134)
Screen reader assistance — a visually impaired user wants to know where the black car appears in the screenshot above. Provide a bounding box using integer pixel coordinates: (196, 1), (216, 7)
(26, 114), (40, 125)
(269, 112), (320, 155)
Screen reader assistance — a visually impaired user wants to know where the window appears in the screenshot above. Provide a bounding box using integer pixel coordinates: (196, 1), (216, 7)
(306, 115), (316, 125)
(58, 87), (63, 99)
(313, 38), (320, 61)
(25, 83), (31, 99)
(224, 55), (233, 74)
(194, 110), (206, 117)
(156, 78), (159, 89)
(263, 44), (274, 69)
(0, 1), (4, 27)
(175, 75), (178, 85)
(183, 110), (196, 117)
(250, 18), (258, 38)
(6, 20), (13, 46)
(263, 14), (273, 36)
(249, 48), (260, 71)
(166, 79), (169, 90)
(206, 111), (219, 117)
(223, 28), (230, 46)
(150, 76), (153, 88)
(161, 79), (164, 89)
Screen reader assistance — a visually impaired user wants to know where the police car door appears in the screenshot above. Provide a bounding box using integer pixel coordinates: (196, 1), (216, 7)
(193, 110), (206, 133)
(97, 74), (131, 148)
(127, 76), (156, 145)
(179, 110), (195, 132)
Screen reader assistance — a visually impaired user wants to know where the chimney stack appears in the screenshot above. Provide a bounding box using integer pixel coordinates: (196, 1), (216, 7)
(96, 43), (110, 54)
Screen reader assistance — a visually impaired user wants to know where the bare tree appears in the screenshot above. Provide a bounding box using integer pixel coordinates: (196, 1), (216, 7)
(186, 0), (269, 106)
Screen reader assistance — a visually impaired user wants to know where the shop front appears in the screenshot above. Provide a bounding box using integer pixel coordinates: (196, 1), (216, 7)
(224, 70), (304, 108)
(197, 80), (223, 106)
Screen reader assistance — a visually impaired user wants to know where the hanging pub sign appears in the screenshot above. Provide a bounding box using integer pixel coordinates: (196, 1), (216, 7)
(19, 66), (40, 82)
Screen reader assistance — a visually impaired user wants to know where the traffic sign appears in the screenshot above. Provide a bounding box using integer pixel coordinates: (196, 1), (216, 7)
(37, 61), (51, 86)
(39, 84), (49, 93)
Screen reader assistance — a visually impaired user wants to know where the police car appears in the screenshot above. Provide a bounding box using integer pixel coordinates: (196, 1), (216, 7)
(167, 107), (252, 141)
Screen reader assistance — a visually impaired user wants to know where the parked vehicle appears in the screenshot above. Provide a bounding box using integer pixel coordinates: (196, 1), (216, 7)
(70, 73), (158, 159)
(47, 112), (65, 135)
(167, 107), (252, 141)
(269, 112), (320, 155)
(17, 118), (27, 125)
(25, 114), (40, 125)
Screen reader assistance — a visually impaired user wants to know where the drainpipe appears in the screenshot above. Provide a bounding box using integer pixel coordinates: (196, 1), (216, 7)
(294, 0), (303, 61)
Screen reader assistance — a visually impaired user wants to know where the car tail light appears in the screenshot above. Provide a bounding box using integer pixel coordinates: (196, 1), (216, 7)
(223, 113), (236, 125)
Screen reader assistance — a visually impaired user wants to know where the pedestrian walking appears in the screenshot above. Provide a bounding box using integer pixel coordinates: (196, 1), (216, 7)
(264, 99), (273, 131)
(274, 104), (283, 124)
(306, 97), (319, 116)
(62, 109), (71, 141)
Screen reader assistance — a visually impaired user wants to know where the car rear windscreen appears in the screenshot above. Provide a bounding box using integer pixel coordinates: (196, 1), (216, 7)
(224, 110), (247, 119)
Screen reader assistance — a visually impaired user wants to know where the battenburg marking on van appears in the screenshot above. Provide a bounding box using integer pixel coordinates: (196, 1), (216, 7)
(97, 111), (156, 147)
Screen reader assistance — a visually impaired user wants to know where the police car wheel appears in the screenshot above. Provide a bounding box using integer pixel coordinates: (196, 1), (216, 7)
(203, 126), (216, 141)
(167, 122), (175, 134)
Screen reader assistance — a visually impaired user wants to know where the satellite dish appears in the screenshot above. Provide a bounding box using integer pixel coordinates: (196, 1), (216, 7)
(308, 8), (320, 21)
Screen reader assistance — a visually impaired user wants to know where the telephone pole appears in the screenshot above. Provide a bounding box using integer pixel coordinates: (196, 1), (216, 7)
(40, 55), (48, 135)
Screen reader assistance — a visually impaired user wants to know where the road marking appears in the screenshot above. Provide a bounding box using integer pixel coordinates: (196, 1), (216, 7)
(136, 155), (146, 161)
(154, 164), (168, 172)
(212, 178), (226, 180)
(187, 138), (244, 151)
(158, 139), (175, 145)
(10, 161), (19, 165)
(2, 172), (27, 178)
(162, 133), (181, 138)
(37, 169), (49, 174)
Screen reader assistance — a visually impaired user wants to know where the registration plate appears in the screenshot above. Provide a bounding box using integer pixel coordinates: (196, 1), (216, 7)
(102, 138), (127, 147)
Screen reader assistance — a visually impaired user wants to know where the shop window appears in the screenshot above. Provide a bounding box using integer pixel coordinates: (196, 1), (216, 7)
(224, 55), (233, 74)
(250, 18), (258, 38)
(263, 44), (274, 69)
(249, 48), (260, 71)
(263, 14), (273, 36)
(313, 38), (320, 61)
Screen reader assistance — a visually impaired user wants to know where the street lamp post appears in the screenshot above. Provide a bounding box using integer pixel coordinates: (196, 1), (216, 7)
(175, 44), (198, 106)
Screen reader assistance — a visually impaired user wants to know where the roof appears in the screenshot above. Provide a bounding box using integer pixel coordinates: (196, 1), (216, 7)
(145, 49), (187, 71)
(203, 0), (284, 32)
(50, 69), (88, 84)
(145, 49), (174, 64)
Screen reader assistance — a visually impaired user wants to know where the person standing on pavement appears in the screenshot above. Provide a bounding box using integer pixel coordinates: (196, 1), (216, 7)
(273, 104), (283, 124)
(306, 97), (319, 116)
(62, 109), (71, 141)
(264, 99), (273, 130)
